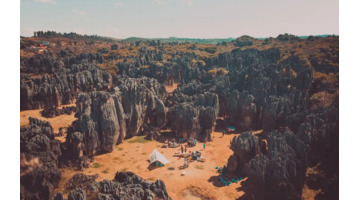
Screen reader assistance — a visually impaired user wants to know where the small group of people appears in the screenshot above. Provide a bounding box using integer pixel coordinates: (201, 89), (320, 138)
(180, 144), (187, 154)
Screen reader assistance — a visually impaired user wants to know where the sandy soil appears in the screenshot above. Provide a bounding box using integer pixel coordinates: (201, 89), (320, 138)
(57, 132), (248, 200)
(20, 104), (76, 142)
(165, 83), (179, 93)
(301, 164), (323, 200)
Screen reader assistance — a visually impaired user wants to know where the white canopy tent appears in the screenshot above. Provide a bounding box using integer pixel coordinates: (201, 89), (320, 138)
(149, 149), (170, 165)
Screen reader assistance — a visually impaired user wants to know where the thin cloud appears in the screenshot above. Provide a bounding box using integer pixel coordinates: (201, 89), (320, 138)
(73, 9), (87, 16)
(155, 0), (167, 6)
(34, 0), (56, 5)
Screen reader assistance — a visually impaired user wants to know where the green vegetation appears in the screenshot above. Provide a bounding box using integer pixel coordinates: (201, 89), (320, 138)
(195, 165), (204, 170)
(102, 168), (110, 174)
(117, 147), (123, 151)
(92, 163), (103, 168)
(127, 136), (148, 144)
(208, 67), (229, 76)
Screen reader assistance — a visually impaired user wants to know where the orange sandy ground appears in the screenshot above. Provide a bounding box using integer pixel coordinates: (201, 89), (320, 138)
(20, 104), (76, 142)
(57, 132), (247, 200)
(165, 83), (179, 93)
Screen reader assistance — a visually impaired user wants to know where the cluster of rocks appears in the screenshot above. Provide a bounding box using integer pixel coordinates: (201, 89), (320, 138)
(20, 53), (111, 110)
(20, 117), (62, 200)
(227, 129), (307, 200)
(54, 172), (171, 200)
(226, 102), (338, 200)
(65, 77), (167, 157)
(41, 106), (77, 118)
(167, 92), (219, 141)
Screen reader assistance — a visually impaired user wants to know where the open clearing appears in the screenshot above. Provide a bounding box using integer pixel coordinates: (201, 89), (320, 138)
(57, 132), (245, 200)
(21, 106), (319, 200)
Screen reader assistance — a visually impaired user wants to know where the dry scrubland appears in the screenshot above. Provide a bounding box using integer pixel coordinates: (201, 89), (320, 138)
(20, 33), (338, 200)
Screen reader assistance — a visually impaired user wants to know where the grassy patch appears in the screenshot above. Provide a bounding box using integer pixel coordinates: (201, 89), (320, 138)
(102, 168), (110, 174)
(121, 167), (128, 172)
(142, 152), (146, 155)
(128, 136), (148, 144)
(195, 165), (204, 170)
(208, 67), (229, 77)
(117, 147), (123, 151)
(147, 177), (156, 181)
(92, 163), (103, 168)
(206, 143), (215, 147)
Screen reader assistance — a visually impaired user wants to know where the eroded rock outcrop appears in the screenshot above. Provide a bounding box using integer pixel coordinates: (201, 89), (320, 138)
(227, 132), (260, 173)
(90, 171), (171, 200)
(60, 171), (171, 200)
(20, 117), (62, 200)
(168, 92), (219, 141)
(21, 62), (112, 110)
(245, 129), (307, 200)
(41, 106), (77, 118)
(67, 77), (166, 157)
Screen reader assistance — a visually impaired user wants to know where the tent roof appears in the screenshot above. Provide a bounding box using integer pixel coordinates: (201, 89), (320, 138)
(149, 149), (170, 165)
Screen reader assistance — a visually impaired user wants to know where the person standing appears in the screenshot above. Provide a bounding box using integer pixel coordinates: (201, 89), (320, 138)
(185, 146), (187, 153)
(222, 130), (225, 137)
(203, 142), (206, 150)
(181, 145), (184, 154)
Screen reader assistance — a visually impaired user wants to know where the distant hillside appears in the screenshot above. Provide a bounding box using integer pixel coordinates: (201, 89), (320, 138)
(123, 37), (236, 44)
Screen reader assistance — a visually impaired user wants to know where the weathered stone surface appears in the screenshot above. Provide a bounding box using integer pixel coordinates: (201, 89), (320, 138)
(21, 61), (112, 110)
(67, 77), (166, 156)
(245, 129), (307, 200)
(41, 106), (77, 118)
(68, 188), (86, 200)
(227, 132), (259, 173)
(66, 173), (99, 191)
(20, 117), (62, 200)
(169, 92), (219, 141)
(89, 171), (171, 200)
(225, 90), (256, 131)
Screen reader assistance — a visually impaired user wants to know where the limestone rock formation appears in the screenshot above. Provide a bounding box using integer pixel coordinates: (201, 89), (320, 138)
(68, 77), (166, 156)
(20, 117), (62, 200)
(21, 60), (112, 110)
(227, 132), (260, 173)
(169, 92), (219, 141)
(41, 106), (77, 118)
(245, 129), (307, 200)
(90, 171), (171, 200)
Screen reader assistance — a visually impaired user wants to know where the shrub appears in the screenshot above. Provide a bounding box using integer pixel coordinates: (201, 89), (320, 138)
(128, 136), (148, 143)
(92, 163), (103, 168)
(208, 67), (229, 76)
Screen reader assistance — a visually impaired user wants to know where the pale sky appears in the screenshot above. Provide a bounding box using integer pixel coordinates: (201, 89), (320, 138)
(20, 0), (339, 39)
